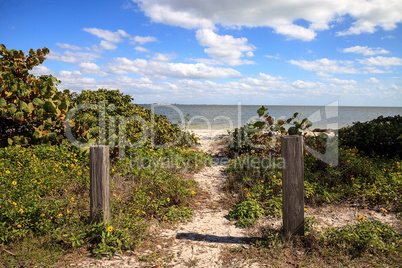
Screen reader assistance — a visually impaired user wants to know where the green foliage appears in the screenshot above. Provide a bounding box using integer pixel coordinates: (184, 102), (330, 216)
(339, 115), (402, 158)
(304, 147), (402, 208)
(228, 200), (264, 228)
(0, 44), (70, 147)
(65, 88), (198, 152)
(0, 45), (197, 151)
(228, 106), (312, 157)
(163, 205), (194, 223)
(225, 107), (401, 229)
(322, 219), (401, 257)
(0, 143), (207, 265)
(87, 222), (129, 258)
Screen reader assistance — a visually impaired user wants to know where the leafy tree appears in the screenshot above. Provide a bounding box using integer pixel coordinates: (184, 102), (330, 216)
(0, 44), (70, 147)
(66, 88), (198, 152)
(0, 44), (197, 151)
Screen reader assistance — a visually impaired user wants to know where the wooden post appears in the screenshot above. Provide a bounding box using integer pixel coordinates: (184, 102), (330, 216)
(281, 136), (304, 236)
(90, 145), (111, 223)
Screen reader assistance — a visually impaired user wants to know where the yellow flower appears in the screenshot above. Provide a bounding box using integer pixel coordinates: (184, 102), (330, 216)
(17, 224), (21, 228)
(246, 192), (251, 197)
(19, 209), (24, 213)
(191, 190), (195, 195)
(382, 208), (388, 213)
(273, 175), (276, 179)
(12, 181), (17, 185)
(107, 226), (113, 232)
(5, 170), (10, 174)
(142, 211), (146, 214)
(58, 213), (63, 217)
(304, 208), (308, 212)
(167, 197), (170, 202)
(164, 216), (168, 220)
(12, 202), (17, 206)
(71, 197), (74, 202)
(40, 213), (45, 217)
(377, 227), (383, 232)
(67, 210), (71, 214)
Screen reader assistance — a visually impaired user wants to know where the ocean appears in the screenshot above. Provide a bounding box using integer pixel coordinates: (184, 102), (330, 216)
(139, 104), (401, 130)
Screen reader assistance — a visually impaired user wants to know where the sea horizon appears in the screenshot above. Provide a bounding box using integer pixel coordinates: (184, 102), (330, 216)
(139, 104), (402, 130)
(139, 103), (402, 108)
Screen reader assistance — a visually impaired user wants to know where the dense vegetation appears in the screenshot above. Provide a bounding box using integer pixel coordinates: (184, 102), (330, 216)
(0, 45), (207, 266)
(225, 107), (401, 266)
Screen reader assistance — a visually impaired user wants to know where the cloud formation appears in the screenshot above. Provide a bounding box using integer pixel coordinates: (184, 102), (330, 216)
(342, 46), (390, 56)
(83, 28), (129, 43)
(196, 29), (255, 65)
(133, 0), (402, 41)
(105, 57), (242, 79)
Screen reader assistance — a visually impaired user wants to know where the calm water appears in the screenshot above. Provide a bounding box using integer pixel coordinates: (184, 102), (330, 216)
(140, 104), (401, 130)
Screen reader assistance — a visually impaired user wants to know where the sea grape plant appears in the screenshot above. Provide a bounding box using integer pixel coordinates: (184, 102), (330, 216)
(228, 106), (313, 157)
(0, 44), (70, 147)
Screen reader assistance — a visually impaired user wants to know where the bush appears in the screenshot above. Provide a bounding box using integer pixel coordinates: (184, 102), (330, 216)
(339, 115), (402, 158)
(66, 88), (198, 151)
(0, 44), (70, 147)
(227, 106), (312, 158)
(228, 200), (264, 227)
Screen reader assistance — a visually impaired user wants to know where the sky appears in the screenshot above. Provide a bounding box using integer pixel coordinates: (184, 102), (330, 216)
(1, 0), (402, 106)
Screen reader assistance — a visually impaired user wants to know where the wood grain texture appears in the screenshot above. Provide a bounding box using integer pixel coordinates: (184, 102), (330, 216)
(281, 136), (304, 236)
(90, 145), (111, 223)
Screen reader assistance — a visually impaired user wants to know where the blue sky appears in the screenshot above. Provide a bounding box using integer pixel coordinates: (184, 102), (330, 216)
(1, 0), (402, 106)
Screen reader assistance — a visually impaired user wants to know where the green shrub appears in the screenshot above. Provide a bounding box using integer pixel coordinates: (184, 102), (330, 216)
(227, 106), (312, 157)
(0, 44), (70, 147)
(66, 89), (198, 150)
(228, 200), (264, 228)
(339, 115), (402, 158)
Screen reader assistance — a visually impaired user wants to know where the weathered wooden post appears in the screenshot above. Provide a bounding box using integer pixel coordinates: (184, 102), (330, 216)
(281, 136), (304, 236)
(90, 145), (111, 223)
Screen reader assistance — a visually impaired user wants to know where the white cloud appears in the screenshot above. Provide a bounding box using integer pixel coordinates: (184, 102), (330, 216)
(47, 50), (101, 63)
(105, 57), (242, 79)
(342, 46), (390, 56)
(134, 46), (150, 52)
(79, 62), (108, 76)
(325, 77), (357, 85)
(133, 0), (402, 40)
(152, 53), (175, 62)
(83, 28), (129, 43)
(134, 1), (214, 29)
(274, 24), (316, 41)
(289, 58), (357, 74)
(100, 40), (118, 50)
(196, 29), (255, 66)
(358, 56), (402, 66)
(56, 43), (83, 51)
(265, 54), (280, 60)
(131, 35), (158, 44)
(367, 77), (380, 83)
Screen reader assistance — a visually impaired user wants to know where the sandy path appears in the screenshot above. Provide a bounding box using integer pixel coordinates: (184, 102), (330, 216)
(74, 129), (256, 267)
(73, 129), (401, 267)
